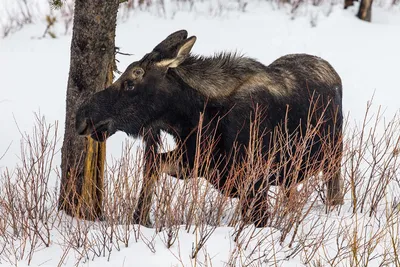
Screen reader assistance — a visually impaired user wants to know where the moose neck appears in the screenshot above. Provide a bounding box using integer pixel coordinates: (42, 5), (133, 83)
(174, 53), (264, 99)
(159, 70), (223, 141)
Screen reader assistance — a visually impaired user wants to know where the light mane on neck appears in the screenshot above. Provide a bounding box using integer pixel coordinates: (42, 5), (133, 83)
(175, 52), (267, 98)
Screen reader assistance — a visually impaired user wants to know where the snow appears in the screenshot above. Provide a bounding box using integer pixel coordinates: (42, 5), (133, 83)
(0, 0), (400, 266)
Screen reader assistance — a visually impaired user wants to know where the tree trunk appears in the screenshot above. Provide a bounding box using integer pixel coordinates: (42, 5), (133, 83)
(357, 0), (373, 22)
(58, 0), (120, 220)
(344, 0), (355, 9)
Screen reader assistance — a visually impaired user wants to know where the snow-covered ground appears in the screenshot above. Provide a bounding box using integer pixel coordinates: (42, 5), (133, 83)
(0, 1), (400, 266)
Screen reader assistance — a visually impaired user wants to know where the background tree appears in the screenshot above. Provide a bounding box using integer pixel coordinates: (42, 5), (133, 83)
(58, 0), (120, 219)
(344, 0), (373, 22)
(357, 0), (373, 21)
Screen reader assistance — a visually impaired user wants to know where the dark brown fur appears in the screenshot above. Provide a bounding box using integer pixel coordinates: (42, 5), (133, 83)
(75, 30), (344, 227)
(173, 52), (341, 99)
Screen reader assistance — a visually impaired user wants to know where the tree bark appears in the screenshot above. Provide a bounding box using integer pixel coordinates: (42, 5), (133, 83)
(344, 0), (355, 9)
(357, 0), (373, 22)
(58, 0), (119, 220)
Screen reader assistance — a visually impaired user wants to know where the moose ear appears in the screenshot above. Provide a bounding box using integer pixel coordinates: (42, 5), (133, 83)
(156, 36), (197, 69)
(176, 36), (196, 58)
(153, 30), (188, 54)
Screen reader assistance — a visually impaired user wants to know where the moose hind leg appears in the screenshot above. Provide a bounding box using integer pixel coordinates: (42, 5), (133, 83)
(326, 137), (344, 206)
(159, 150), (187, 179)
(326, 168), (344, 206)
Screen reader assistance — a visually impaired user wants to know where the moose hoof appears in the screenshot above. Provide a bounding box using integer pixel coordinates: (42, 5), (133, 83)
(253, 213), (270, 228)
(326, 197), (344, 206)
(132, 211), (152, 227)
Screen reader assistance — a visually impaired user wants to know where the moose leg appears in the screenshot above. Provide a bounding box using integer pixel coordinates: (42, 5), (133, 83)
(326, 138), (344, 206)
(133, 131), (160, 227)
(326, 167), (344, 206)
(241, 191), (270, 228)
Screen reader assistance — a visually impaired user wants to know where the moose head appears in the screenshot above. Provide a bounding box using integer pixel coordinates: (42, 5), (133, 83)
(75, 30), (197, 142)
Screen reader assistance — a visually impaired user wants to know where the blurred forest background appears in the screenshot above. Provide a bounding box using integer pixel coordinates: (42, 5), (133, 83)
(1, 0), (399, 39)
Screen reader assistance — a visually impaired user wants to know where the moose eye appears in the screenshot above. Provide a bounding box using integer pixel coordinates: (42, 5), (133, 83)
(133, 68), (144, 77)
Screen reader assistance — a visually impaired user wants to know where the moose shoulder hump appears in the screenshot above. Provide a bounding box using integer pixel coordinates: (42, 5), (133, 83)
(173, 52), (341, 99)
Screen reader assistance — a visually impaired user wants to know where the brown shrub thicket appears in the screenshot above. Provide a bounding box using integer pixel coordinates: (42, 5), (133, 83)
(0, 100), (399, 265)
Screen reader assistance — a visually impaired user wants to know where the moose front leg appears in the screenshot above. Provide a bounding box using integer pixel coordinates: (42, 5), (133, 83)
(133, 138), (189, 226)
(133, 144), (157, 227)
(133, 130), (162, 227)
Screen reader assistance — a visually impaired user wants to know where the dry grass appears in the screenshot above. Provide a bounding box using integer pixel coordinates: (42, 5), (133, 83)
(0, 99), (399, 266)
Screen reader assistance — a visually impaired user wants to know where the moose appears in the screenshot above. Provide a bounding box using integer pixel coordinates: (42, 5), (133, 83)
(75, 30), (344, 227)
